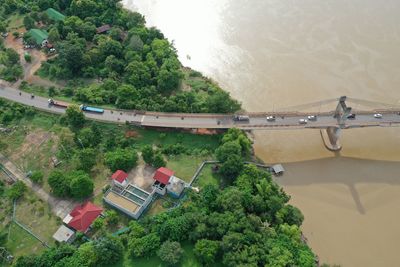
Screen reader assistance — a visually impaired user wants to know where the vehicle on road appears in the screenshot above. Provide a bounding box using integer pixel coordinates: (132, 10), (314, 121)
(266, 115), (276, 122)
(30, 94), (34, 99)
(233, 115), (250, 122)
(48, 99), (69, 108)
(80, 104), (104, 114)
(299, 119), (308, 124)
(347, 113), (356, 119)
(374, 113), (382, 119)
(307, 115), (317, 121)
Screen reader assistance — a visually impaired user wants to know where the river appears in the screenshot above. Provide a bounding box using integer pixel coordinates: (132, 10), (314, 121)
(123, 0), (400, 266)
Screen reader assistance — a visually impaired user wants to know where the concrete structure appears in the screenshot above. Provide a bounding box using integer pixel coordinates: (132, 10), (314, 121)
(111, 170), (128, 188)
(104, 184), (154, 219)
(166, 175), (186, 198)
(63, 202), (103, 233)
(271, 164), (285, 176)
(53, 225), (75, 243)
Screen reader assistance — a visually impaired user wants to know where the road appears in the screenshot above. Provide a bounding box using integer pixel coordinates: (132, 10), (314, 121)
(1, 83), (400, 130)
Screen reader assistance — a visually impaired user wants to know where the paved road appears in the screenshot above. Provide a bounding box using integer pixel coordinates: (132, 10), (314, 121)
(1, 84), (400, 130)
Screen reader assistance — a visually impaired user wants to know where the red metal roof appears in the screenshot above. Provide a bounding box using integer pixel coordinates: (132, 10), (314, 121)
(68, 202), (103, 232)
(153, 167), (174, 185)
(111, 170), (128, 183)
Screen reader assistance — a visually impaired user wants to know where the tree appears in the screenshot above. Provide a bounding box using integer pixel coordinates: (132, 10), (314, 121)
(216, 141), (241, 162)
(105, 210), (119, 226)
(93, 236), (124, 266)
(92, 217), (105, 231)
(129, 233), (161, 258)
(69, 171), (94, 199)
(141, 145), (154, 165)
(276, 205), (304, 226)
(76, 148), (97, 172)
(23, 15), (35, 30)
(157, 241), (183, 266)
(77, 127), (100, 148)
(219, 154), (244, 179)
(7, 181), (26, 200)
(0, 22), (6, 33)
(105, 148), (138, 172)
(30, 171), (43, 183)
(24, 53), (32, 63)
(66, 105), (85, 129)
(152, 152), (166, 168)
(13, 31), (20, 39)
(48, 170), (71, 197)
(194, 239), (220, 266)
(48, 28), (61, 43)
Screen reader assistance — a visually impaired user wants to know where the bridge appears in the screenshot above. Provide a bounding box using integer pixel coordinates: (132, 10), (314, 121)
(1, 84), (400, 151)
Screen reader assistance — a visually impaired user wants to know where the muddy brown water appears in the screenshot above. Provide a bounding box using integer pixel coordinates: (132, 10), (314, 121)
(123, 0), (400, 265)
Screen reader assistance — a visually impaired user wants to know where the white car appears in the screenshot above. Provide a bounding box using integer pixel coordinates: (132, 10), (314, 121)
(374, 113), (382, 119)
(299, 119), (308, 124)
(307, 115), (317, 121)
(266, 116), (276, 122)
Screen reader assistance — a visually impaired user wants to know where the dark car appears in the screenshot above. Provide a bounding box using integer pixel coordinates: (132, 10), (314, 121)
(347, 113), (356, 119)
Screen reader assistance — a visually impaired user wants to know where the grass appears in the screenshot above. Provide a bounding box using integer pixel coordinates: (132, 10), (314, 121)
(193, 164), (222, 188)
(112, 242), (202, 267)
(6, 14), (24, 31)
(166, 155), (209, 183)
(14, 192), (59, 247)
(6, 223), (46, 257)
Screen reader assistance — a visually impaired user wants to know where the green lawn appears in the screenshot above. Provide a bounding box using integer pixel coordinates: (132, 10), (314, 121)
(6, 223), (46, 258)
(166, 156), (208, 183)
(193, 164), (221, 188)
(6, 14), (24, 30)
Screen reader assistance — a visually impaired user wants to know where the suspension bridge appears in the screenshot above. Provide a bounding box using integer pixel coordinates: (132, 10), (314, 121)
(1, 84), (400, 151)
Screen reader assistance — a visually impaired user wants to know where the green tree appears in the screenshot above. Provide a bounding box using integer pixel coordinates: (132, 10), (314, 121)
(48, 28), (61, 43)
(152, 152), (166, 168)
(129, 233), (161, 258)
(24, 53), (32, 63)
(30, 171), (43, 183)
(105, 148), (138, 172)
(93, 236), (124, 266)
(0, 22), (6, 33)
(76, 148), (97, 172)
(66, 105), (85, 129)
(105, 210), (119, 226)
(69, 171), (94, 199)
(194, 239), (220, 266)
(216, 141), (241, 162)
(23, 15), (35, 30)
(157, 241), (183, 266)
(141, 145), (154, 165)
(219, 154), (244, 179)
(48, 170), (71, 197)
(7, 181), (26, 200)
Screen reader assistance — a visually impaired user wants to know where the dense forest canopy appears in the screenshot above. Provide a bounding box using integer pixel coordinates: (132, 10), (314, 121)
(0, 0), (241, 113)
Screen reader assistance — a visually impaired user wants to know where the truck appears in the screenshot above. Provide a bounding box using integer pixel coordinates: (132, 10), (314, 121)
(233, 115), (250, 122)
(80, 104), (104, 114)
(48, 99), (69, 108)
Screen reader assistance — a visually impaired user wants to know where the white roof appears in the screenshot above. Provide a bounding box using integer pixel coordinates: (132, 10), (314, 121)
(63, 214), (73, 224)
(53, 225), (75, 243)
(272, 164), (285, 173)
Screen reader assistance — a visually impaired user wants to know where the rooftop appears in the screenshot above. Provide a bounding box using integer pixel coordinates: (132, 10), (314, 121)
(53, 225), (75, 243)
(153, 167), (174, 185)
(65, 202), (103, 232)
(46, 8), (66, 21)
(111, 170), (128, 183)
(96, 24), (111, 34)
(27, 29), (48, 45)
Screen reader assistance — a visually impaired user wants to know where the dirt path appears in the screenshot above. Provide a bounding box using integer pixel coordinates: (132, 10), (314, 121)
(0, 152), (77, 218)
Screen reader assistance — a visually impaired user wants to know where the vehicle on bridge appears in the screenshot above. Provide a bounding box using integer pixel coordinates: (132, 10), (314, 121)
(299, 119), (308, 124)
(347, 113), (356, 119)
(48, 99), (69, 108)
(233, 115), (250, 122)
(80, 105), (104, 114)
(307, 115), (317, 121)
(374, 113), (382, 119)
(266, 115), (276, 122)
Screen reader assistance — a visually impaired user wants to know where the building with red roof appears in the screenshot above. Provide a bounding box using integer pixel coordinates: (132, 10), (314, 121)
(111, 170), (128, 187)
(63, 202), (103, 233)
(153, 167), (174, 185)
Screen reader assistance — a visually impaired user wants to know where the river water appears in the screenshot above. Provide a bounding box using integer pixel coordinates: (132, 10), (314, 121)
(123, 0), (400, 266)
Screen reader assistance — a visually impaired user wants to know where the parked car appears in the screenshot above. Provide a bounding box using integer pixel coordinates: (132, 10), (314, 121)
(347, 113), (356, 119)
(299, 119), (308, 124)
(307, 115), (317, 121)
(374, 113), (382, 119)
(266, 115), (276, 122)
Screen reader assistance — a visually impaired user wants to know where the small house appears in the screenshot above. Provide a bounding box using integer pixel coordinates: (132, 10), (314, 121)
(45, 8), (66, 22)
(63, 202), (103, 233)
(152, 167), (174, 195)
(152, 167), (186, 198)
(27, 29), (49, 47)
(96, 24), (111, 34)
(111, 170), (128, 188)
(53, 225), (75, 243)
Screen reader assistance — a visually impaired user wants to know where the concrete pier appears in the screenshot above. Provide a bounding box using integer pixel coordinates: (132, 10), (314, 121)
(320, 126), (342, 151)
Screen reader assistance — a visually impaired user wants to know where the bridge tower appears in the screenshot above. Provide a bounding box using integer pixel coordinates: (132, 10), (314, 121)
(321, 96), (351, 151)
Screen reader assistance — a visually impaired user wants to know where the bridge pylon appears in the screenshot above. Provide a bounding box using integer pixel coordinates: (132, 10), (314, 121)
(334, 96), (352, 128)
